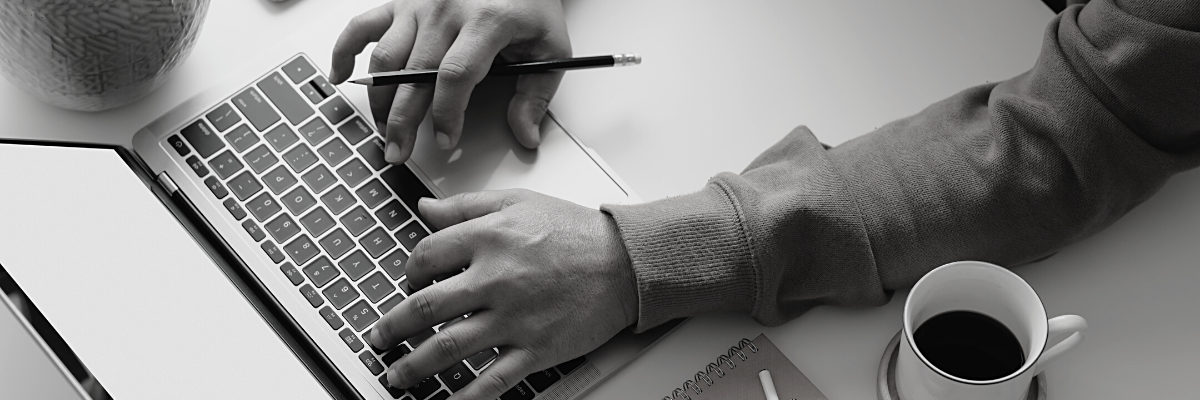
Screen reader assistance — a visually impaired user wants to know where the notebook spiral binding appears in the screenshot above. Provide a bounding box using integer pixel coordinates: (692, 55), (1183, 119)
(662, 338), (760, 400)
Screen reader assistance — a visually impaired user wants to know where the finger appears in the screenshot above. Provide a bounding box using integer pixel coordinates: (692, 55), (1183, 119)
(430, 21), (511, 150)
(381, 26), (457, 164)
(449, 348), (539, 400)
(508, 70), (565, 149)
(330, 4), (394, 83)
(367, 20), (417, 144)
(387, 313), (503, 389)
(418, 189), (529, 230)
(405, 218), (479, 289)
(369, 271), (484, 351)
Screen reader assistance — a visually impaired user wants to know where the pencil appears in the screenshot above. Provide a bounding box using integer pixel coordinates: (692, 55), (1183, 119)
(348, 54), (642, 86)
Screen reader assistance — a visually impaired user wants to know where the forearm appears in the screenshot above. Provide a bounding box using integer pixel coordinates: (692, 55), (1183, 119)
(605, 0), (1200, 331)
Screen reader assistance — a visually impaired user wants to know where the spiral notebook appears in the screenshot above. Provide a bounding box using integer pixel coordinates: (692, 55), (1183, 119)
(663, 334), (827, 400)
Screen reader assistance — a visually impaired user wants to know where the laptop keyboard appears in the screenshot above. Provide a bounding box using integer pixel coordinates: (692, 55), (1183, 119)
(163, 54), (585, 400)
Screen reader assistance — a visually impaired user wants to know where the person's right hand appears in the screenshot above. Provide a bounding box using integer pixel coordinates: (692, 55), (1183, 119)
(329, 0), (572, 165)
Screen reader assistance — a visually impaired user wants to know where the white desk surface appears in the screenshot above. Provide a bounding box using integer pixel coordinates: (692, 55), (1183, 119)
(3, 0), (1199, 399)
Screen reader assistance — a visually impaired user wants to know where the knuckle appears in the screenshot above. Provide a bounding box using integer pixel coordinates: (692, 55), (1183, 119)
(412, 236), (435, 269)
(433, 331), (462, 360)
(483, 372), (514, 395)
(412, 293), (437, 323)
(437, 58), (475, 84)
(370, 46), (401, 68)
(475, 2), (515, 25)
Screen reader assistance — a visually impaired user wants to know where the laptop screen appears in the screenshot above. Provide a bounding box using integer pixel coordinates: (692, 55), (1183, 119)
(0, 143), (329, 399)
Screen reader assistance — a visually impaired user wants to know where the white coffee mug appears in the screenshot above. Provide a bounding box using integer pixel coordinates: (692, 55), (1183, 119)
(897, 261), (1087, 400)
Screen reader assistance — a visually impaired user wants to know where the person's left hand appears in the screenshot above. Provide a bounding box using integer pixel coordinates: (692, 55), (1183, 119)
(368, 189), (639, 399)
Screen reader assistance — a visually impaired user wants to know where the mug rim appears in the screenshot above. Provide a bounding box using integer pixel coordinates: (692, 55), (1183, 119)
(902, 260), (1049, 386)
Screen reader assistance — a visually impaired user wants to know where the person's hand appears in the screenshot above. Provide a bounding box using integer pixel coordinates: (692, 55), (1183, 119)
(368, 189), (639, 399)
(330, 0), (571, 165)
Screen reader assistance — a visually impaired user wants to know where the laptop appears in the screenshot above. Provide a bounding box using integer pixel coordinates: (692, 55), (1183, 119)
(0, 24), (676, 400)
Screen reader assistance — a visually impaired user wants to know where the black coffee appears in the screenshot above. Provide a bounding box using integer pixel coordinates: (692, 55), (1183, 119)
(913, 310), (1025, 381)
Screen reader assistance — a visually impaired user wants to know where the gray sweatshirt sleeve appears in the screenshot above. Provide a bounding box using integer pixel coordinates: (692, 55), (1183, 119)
(602, 0), (1200, 331)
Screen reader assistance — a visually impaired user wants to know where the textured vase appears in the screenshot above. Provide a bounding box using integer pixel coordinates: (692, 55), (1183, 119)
(0, 0), (210, 112)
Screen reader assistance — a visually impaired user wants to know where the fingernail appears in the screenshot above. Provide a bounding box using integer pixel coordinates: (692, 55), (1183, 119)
(418, 197), (435, 206)
(369, 329), (382, 347)
(436, 131), (451, 149)
(385, 142), (401, 163)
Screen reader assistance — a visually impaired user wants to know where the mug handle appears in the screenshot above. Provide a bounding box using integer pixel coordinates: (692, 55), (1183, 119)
(1032, 315), (1087, 375)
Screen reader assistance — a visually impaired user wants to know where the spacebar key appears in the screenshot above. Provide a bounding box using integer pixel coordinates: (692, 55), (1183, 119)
(380, 165), (435, 215)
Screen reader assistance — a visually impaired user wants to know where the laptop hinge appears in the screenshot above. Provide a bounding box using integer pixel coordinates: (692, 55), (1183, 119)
(156, 172), (180, 195)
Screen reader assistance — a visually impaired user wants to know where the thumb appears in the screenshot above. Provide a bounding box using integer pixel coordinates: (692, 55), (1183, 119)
(507, 70), (564, 149)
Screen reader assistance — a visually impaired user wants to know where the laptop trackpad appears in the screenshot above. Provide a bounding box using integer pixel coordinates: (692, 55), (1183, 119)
(0, 144), (329, 400)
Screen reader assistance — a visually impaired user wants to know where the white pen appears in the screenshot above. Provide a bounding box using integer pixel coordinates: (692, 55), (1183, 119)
(759, 369), (780, 400)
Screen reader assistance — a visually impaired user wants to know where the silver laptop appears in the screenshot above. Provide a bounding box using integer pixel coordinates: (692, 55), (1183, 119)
(0, 30), (677, 400)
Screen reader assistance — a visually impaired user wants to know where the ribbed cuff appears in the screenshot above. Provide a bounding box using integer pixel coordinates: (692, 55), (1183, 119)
(601, 184), (758, 332)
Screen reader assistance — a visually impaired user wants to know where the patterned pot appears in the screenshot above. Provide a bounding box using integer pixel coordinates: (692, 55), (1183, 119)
(0, 0), (210, 112)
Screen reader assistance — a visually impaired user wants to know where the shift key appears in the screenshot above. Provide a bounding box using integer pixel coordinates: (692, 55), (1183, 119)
(232, 87), (281, 132)
(257, 72), (314, 126)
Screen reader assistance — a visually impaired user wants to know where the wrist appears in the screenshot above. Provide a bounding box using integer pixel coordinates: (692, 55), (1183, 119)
(601, 212), (639, 328)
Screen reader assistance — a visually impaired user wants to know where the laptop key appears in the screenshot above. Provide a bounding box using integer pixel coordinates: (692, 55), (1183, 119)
(466, 349), (497, 370)
(206, 103), (243, 132)
(319, 229), (356, 260)
(396, 221), (429, 252)
(298, 116), (334, 146)
(409, 377), (442, 400)
(340, 328), (365, 352)
(440, 362), (476, 392)
(242, 219), (265, 242)
(320, 185), (357, 215)
(360, 227), (396, 259)
(232, 87), (281, 132)
(525, 368), (560, 392)
(318, 137), (353, 167)
(300, 80), (324, 104)
(356, 179), (392, 210)
(264, 165), (299, 195)
(312, 75), (336, 97)
(204, 176), (228, 199)
(258, 72), (315, 126)
(299, 284), (323, 307)
(337, 250), (376, 281)
(227, 171), (263, 201)
(556, 356), (587, 374)
(185, 155), (209, 177)
(283, 56), (317, 83)
(379, 249), (408, 280)
(318, 306), (344, 330)
(319, 95), (353, 125)
(342, 300), (380, 332)
(341, 206), (377, 237)
(429, 390), (450, 400)
(381, 164), (436, 216)
(261, 241), (285, 264)
(223, 124), (258, 153)
(299, 207), (336, 237)
(336, 158), (371, 188)
(378, 294), (404, 315)
(407, 328), (435, 348)
(279, 262), (304, 286)
(358, 138), (389, 171)
(264, 123), (300, 153)
(284, 235), (320, 265)
(283, 144), (318, 173)
(248, 192), (283, 222)
(180, 119), (225, 158)
(281, 186), (318, 215)
(358, 272), (396, 303)
(222, 198), (247, 220)
(378, 375), (405, 399)
(398, 279), (415, 296)
(208, 150), (244, 180)
(302, 256), (339, 288)
(322, 278), (359, 309)
(265, 214), (301, 243)
(338, 117), (374, 145)
(243, 144), (279, 174)
(500, 382), (535, 400)
(301, 164), (337, 194)
(167, 134), (191, 156)
(375, 201), (412, 231)
(359, 351), (386, 375)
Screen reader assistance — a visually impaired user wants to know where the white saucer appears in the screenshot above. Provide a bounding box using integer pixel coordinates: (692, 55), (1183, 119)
(877, 330), (1047, 400)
